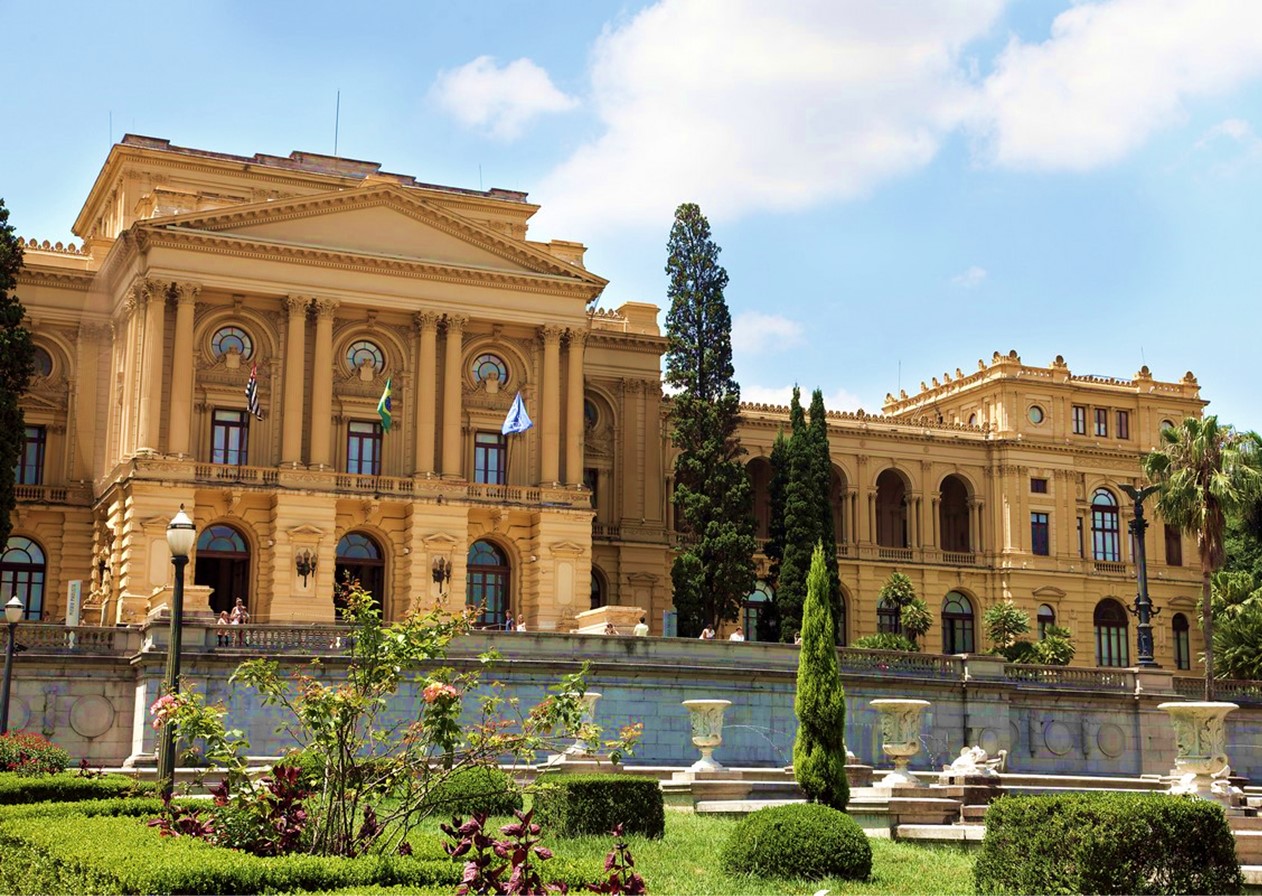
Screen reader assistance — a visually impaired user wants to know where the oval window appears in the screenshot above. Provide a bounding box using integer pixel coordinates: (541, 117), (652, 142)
(212, 326), (253, 360)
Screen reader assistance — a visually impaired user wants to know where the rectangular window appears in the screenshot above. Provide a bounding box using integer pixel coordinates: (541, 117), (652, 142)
(1077, 517), (1084, 558)
(1030, 477), (1048, 494)
(211, 410), (249, 466)
(1072, 406), (1087, 435)
(1116, 410), (1130, 440)
(474, 431), (507, 484)
(1031, 512), (1050, 556)
(347, 421), (382, 475)
(15, 425), (46, 484)
(1094, 408), (1108, 437)
(1165, 524), (1183, 567)
(584, 468), (599, 510)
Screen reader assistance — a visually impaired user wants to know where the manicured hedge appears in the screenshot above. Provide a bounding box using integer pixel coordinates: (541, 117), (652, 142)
(532, 773), (665, 839)
(0, 772), (150, 804)
(0, 803), (461, 895)
(974, 792), (1242, 895)
(422, 765), (523, 818)
(720, 803), (871, 880)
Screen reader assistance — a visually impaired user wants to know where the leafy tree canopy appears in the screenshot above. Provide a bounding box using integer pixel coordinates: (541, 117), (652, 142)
(0, 198), (35, 549)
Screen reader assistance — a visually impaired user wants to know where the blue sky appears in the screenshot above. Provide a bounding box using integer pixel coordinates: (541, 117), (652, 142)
(4, 0), (1261, 429)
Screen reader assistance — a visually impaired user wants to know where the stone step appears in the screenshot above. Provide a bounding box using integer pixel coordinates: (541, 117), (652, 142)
(896, 824), (986, 844)
(1234, 831), (1262, 865)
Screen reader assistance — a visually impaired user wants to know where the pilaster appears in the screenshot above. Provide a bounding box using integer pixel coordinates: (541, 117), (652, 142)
(308, 297), (339, 468)
(166, 282), (199, 457)
(414, 311), (440, 475)
(281, 295), (310, 466)
(540, 325), (563, 485)
(441, 315), (466, 478)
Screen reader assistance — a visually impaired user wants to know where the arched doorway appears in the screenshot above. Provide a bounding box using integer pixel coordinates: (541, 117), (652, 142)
(590, 567), (608, 610)
(1094, 598), (1129, 667)
(939, 475), (971, 552)
(942, 591), (975, 654)
(194, 525), (250, 615)
(468, 540), (509, 629)
(1, 537), (45, 620)
(743, 581), (772, 641)
(875, 470), (908, 548)
(335, 532), (386, 620)
(1172, 612), (1191, 670)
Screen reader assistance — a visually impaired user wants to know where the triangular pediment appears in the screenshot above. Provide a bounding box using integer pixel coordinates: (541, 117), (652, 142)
(146, 185), (603, 289)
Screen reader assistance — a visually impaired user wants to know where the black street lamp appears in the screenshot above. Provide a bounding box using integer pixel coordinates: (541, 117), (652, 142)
(157, 505), (196, 799)
(1, 595), (24, 735)
(1122, 484), (1161, 668)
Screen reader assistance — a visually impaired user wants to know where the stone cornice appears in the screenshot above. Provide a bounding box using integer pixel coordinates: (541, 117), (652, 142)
(587, 330), (668, 352)
(15, 269), (94, 292)
(142, 183), (604, 288)
(135, 225), (604, 301)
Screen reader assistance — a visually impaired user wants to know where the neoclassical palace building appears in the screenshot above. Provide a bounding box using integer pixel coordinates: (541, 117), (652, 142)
(10, 135), (1205, 669)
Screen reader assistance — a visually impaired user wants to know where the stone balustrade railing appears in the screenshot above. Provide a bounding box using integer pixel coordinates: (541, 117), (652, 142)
(1004, 662), (1136, 692)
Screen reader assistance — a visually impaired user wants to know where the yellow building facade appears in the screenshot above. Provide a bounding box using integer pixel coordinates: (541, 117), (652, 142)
(11, 136), (1204, 670)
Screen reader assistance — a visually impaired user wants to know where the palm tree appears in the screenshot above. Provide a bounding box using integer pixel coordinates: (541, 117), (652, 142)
(1143, 416), (1262, 699)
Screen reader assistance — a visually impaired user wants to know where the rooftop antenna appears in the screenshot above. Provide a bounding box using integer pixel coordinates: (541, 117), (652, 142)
(1141, 345), (1147, 367)
(334, 90), (341, 156)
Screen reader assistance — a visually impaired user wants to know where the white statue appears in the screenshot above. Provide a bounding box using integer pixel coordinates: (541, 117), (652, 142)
(939, 745), (1007, 783)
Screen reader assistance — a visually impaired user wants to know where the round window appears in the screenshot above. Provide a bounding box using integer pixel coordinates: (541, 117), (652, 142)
(1160, 419), (1175, 431)
(31, 346), (53, 377)
(967, 413), (977, 426)
(1028, 406), (1045, 425)
(471, 353), (508, 384)
(346, 340), (385, 373)
(212, 326), (253, 360)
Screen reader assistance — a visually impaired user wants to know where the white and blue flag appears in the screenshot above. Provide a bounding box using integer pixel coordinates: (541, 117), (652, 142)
(501, 391), (534, 435)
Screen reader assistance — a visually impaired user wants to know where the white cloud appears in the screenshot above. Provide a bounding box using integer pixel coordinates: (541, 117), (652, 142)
(952, 265), (987, 288)
(732, 311), (804, 353)
(430, 56), (578, 140)
(740, 384), (866, 413)
(978, 0), (1262, 170)
(534, 0), (1005, 234)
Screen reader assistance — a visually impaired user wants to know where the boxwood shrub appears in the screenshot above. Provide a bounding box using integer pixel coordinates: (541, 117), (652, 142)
(422, 765), (523, 818)
(532, 773), (665, 839)
(0, 772), (150, 804)
(974, 792), (1243, 895)
(0, 805), (461, 895)
(719, 803), (871, 881)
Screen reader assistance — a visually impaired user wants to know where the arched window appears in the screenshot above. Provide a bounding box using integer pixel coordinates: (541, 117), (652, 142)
(875, 470), (908, 548)
(1, 537), (45, 620)
(1094, 599), (1129, 667)
(1091, 489), (1121, 562)
(468, 541), (509, 630)
(590, 568), (607, 610)
(939, 475), (971, 553)
(335, 532), (385, 620)
(877, 597), (901, 635)
(942, 591), (974, 654)
(1172, 612), (1191, 671)
(31, 346), (53, 377)
(193, 525), (250, 616)
(743, 581), (772, 641)
(1037, 604), (1056, 639)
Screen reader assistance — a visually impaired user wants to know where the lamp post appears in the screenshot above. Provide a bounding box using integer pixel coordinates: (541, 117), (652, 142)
(1, 595), (24, 735)
(1121, 484), (1161, 668)
(156, 505), (196, 799)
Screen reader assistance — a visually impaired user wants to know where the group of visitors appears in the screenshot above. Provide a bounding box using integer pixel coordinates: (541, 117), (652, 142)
(215, 598), (250, 647)
(697, 625), (746, 641)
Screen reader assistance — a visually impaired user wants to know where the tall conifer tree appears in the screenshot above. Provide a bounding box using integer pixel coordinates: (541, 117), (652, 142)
(0, 199), (35, 549)
(775, 387), (813, 636)
(664, 203), (756, 635)
(793, 542), (849, 809)
(807, 389), (843, 632)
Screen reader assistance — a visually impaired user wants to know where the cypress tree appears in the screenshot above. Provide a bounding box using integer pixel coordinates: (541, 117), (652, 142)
(0, 199), (35, 548)
(664, 202), (756, 635)
(807, 388), (843, 635)
(775, 387), (813, 636)
(793, 542), (849, 809)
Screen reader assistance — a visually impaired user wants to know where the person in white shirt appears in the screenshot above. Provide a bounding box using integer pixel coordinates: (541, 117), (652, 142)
(633, 616), (649, 637)
(729, 629), (745, 642)
(699, 626), (716, 640)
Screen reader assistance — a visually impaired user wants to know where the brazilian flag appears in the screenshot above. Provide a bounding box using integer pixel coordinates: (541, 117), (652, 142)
(376, 378), (392, 432)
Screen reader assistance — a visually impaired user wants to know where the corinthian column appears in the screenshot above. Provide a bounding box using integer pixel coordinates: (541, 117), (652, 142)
(564, 329), (587, 486)
(308, 298), (339, 468)
(414, 311), (439, 475)
(281, 295), (310, 466)
(441, 315), (466, 478)
(167, 282), (199, 456)
(135, 280), (167, 454)
(540, 325), (562, 485)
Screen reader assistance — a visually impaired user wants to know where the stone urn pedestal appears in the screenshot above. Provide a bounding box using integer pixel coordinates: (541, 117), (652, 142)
(671, 699), (732, 783)
(1158, 701), (1239, 804)
(870, 698), (930, 790)
(542, 692), (619, 774)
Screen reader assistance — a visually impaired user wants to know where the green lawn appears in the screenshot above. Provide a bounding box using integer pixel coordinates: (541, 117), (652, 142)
(328, 809), (977, 896)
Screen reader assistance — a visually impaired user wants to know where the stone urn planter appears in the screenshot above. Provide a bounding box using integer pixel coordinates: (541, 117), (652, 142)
(1157, 701), (1238, 802)
(682, 699), (732, 772)
(564, 692), (602, 755)
(870, 698), (930, 788)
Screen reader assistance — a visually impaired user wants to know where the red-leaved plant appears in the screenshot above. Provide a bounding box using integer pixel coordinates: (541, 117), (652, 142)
(587, 824), (646, 895)
(442, 809), (566, 895)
